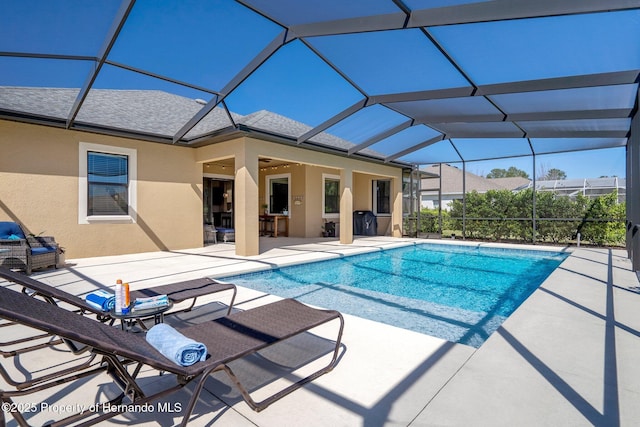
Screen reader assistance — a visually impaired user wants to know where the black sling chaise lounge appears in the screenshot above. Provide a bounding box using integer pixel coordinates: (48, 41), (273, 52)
(0, 267), (238, 394)
(0, 266), (237, 319)
(0, 286), (344, 426)
(0, 266), (237, 356)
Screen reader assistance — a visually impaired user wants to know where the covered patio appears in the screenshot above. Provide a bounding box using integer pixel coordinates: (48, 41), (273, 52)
(1, 237), (639, 425)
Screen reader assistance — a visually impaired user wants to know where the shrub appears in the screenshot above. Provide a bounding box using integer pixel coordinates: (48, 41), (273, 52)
(445, 189), (624, 246)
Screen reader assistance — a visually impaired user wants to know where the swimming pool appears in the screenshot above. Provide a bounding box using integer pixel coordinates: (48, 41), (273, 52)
(220, 243), (569, 347)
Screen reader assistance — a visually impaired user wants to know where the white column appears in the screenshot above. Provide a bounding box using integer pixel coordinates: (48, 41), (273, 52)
(234, 140), (260, 256)
(339, 168), (353, 244)
(391, 173), (403, 237)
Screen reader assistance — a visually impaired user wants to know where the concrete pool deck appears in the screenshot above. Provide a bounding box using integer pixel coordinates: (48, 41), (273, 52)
(1, 237), (639, 426)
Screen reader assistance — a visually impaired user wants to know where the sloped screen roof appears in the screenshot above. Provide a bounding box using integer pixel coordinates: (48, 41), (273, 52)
(1, 0), (638, 166)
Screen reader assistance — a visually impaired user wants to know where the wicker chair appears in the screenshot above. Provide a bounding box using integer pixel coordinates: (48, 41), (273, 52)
(0, 222), (59, 275)
(204, 223), (217, 244)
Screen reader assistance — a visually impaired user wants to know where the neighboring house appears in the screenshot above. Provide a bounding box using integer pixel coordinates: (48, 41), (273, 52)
(420, 164), (625, 211)
(524, 178), (626, 203)
(0, 88), (404, 258)
(420, 164), (530, 210)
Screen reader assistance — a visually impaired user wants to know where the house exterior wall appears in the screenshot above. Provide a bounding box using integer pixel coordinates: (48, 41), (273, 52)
(304, 165), (340, 237)
(353, 174), (371, 211)
(257, 159), (397, 238)
(422, 195), (458, 211)
(353, 173), (392, 235)
(258, 163), (307, 237)
(0, 120), (203, 259)
(299, 165), (395, 238)
(1, 121), (405, 260)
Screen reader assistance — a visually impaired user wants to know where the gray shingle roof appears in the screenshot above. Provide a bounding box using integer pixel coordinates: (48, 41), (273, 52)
(237, 109), (382, 157)
(422, 164), (515, 194)
(423, 164), (623, 196)
(490, 177), (531, 191)
(0, 87), (77, 119)
(79, 89), (231, 137)
(533, 177), (626, 190)
(0, 87), (382, 157)
(238, 109), (306, 138)
(0, 87), (237, 138)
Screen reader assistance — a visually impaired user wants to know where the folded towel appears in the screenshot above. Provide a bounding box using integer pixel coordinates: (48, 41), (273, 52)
(135, 294), (169, 304)
(146, 323), (207, 366)
(133, 294), (169, 311)
(85, 290), (115, 312)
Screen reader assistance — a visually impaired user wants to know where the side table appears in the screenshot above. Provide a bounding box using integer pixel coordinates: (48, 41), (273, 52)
(110, 302), (174, 332)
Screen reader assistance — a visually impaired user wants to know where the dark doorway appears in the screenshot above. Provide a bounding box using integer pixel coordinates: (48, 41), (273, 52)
(203, 178), (233, 228)
(270, 182), (288, 214)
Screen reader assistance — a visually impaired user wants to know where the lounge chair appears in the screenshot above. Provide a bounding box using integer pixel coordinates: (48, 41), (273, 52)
(0, 286), (344, 426)
(0, 266), (237, 319)
(0, 221), (59, 275)
(0, 266), (237, 357)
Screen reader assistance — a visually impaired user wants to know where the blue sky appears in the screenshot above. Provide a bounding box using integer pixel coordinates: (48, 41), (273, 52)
(466, 147), (626, 180)
(0, 2), (634, 179)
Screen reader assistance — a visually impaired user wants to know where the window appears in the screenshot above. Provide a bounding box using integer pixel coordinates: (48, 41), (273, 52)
(88, 152), (128, 215)
(323, 174), (340, 218)
(266, 174), (290, 215)
(373, 179), (391, 215)
(79, 142), (137, 224)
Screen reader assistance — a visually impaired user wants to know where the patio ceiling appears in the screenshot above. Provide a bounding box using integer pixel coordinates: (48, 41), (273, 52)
(1, 0), (639, 166)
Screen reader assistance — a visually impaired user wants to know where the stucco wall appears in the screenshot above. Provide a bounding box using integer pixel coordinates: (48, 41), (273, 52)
(304, 165), (341, 237)
(353, 173), (391, 236)
(259, 163), (307, 237)
(353, 173), (371, 210)
(0, 120), (203, 258)
(258, 163), (396, 238)
(0, 121), (405, 260)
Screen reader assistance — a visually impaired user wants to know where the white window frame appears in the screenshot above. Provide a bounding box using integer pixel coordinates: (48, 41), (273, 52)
(322, 173), (340, 219)
(265, 173), (291, 216)
(79, 142), (137, 224)
(373, 179), (392, 216)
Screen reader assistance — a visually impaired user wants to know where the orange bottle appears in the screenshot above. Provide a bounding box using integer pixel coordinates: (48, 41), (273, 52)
(122, 283), (130, 313)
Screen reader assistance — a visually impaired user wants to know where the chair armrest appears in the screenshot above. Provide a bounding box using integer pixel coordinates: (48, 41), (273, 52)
(0, 239), (29, 258)
(0, 238), (29, 247)
(27, 236), (59, 249)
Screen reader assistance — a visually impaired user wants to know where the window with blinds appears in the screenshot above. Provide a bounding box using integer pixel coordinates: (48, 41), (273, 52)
(87, 151), (129, 216)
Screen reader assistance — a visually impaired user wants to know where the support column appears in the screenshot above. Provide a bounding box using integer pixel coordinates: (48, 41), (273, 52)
(391, 173), (403, 237)
(462, 161), (467, 239)
(525, 138), (537, 244)
(234, 140), (259, 256)
(628, 88), (640, 270)
(339, 168), (353, 244)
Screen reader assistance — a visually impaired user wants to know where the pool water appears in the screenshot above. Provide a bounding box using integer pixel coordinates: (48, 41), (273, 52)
(220, 243), (568, 347)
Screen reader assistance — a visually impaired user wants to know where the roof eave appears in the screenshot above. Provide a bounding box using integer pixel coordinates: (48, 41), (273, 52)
(186, 124), (411, 169)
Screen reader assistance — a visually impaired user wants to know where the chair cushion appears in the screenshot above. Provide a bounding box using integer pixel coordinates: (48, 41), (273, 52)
(31, 247), (57, 255)
(0, 222), (25, 240)
(216, 228), (235, 242)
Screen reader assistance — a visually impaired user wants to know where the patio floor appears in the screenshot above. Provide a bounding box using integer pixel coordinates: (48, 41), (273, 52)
(2, 236), (640, 426)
